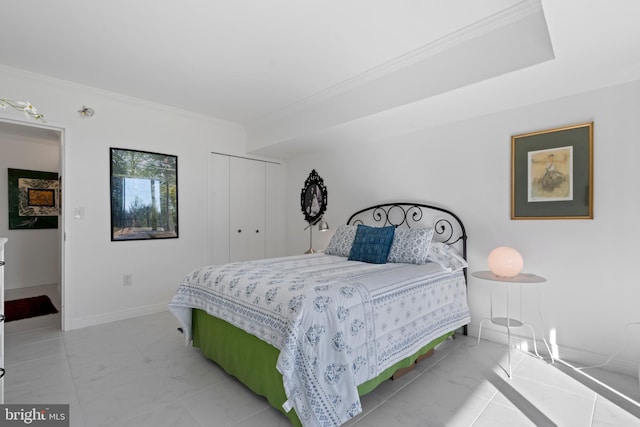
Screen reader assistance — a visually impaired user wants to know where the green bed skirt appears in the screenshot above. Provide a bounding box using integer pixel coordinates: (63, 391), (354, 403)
(192, 308), (453, 426)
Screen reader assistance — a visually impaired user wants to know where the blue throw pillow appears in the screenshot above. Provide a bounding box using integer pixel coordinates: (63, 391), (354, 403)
(348, 225), (396, 264)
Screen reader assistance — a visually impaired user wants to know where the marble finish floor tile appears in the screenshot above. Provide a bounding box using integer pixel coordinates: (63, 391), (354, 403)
(4, 310), (640, 426)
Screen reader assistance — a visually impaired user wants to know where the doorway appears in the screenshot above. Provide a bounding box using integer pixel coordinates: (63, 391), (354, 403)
(0, 119), (65, 332)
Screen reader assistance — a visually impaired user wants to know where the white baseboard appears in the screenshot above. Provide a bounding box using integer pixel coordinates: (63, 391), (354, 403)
(4, 282), (58, 291)
(69, 303), (169, 330)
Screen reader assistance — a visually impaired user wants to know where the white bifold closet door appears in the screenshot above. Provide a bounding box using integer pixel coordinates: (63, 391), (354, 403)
(210, 153), (282, 265)
(229, 157), (266, 262)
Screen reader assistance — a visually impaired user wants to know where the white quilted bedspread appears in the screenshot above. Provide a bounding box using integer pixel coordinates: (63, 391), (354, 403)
(169, 254), (470, 427)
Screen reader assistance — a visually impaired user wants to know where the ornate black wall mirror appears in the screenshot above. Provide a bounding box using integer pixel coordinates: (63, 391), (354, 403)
(300, 169), (327, 225)
(300, 170), (328, 253)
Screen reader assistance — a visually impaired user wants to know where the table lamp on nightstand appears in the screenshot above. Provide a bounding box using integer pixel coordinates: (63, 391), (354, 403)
(304, 217), (329, 254)
(474, 246), (546, 377)
(487, 246), (524, 277)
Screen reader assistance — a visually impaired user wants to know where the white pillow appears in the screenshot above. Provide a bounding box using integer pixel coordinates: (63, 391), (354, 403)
(387, 227), (434, 264)
(426, 242), (468, 272)
(324, 224), (357, 257)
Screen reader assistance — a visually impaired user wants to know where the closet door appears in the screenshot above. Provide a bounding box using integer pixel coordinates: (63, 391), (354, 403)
(229, 157), (266, 262)
(210, 153), (282, 265)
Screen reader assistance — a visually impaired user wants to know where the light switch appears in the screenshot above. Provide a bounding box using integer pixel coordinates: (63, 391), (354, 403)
(74, 207), (85, 219)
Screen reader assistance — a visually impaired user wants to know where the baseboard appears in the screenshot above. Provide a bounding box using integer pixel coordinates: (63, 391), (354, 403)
(4, 282), (58, 291)
(69, 303), (169, 330)
(473, 326), (639, 377)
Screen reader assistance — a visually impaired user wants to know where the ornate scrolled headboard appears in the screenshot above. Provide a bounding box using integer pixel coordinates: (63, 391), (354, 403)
(346, 202), (467, 261)
(347, 202), (468, 335)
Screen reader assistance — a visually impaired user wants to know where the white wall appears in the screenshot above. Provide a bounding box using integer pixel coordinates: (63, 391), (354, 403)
(3, 64), (639, 375)
(283, 79), (640, 374)
(0, 66), (247, 329)
(0, 128), (60, 290)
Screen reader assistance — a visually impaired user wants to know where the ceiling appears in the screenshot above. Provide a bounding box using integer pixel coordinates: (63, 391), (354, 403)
(1, 0), (640, 157)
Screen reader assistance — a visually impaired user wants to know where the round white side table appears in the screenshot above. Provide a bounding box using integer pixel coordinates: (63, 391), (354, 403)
(472, 270), (546, 378)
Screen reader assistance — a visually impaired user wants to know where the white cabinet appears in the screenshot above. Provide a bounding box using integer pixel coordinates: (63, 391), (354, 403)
(210, 154), (282, 264)
(0, 237), (6, 403)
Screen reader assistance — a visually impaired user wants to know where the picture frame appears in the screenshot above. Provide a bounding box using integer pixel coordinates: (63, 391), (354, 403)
(7, 168), (59, 229)
(511, 122), (593, 220)
(110, 148), (178, 241)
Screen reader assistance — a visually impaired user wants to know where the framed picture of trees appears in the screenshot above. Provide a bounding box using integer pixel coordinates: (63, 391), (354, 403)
(110, 148), (178, 241)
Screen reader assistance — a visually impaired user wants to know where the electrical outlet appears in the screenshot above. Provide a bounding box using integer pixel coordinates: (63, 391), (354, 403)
(123, 274), (133, 286)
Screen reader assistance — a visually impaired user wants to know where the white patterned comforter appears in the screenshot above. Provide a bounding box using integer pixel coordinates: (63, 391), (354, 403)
(169, 254), (470, 427)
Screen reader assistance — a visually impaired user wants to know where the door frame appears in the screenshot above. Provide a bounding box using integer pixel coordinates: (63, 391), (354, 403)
(0, 117), (67, 330)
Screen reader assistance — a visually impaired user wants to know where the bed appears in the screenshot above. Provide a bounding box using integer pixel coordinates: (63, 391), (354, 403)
(169, 202), (470, 427)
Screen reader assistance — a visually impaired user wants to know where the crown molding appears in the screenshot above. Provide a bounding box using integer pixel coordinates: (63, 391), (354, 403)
(248, 0), (545, 129)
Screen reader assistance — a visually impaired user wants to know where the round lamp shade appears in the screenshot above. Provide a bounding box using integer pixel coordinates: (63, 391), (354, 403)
(487, 246), (524, 277)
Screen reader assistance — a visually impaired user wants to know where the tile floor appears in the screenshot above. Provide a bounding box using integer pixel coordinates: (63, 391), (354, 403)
(3, 285), (640, 426)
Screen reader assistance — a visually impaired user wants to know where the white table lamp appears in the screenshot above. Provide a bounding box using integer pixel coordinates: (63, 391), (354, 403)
(487, 246), (524, 278)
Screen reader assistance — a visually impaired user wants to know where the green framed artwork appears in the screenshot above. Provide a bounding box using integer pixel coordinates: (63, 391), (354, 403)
(511, 122), (593, 220)
(8, 168), (60, 229)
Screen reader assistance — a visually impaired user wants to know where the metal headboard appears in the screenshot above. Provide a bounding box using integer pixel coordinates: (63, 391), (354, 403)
(346, 202), (467, 260)
(347, 202), (468, 335)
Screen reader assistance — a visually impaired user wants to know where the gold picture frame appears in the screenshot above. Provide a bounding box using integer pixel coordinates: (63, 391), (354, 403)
(511, 122), (593, 220)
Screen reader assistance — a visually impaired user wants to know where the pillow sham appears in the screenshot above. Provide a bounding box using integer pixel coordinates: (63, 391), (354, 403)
(426, 241), (468, 272)
(324, 224), (357, 257)
(387, 227), (434, 265)
(348, 225), (395, 264)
